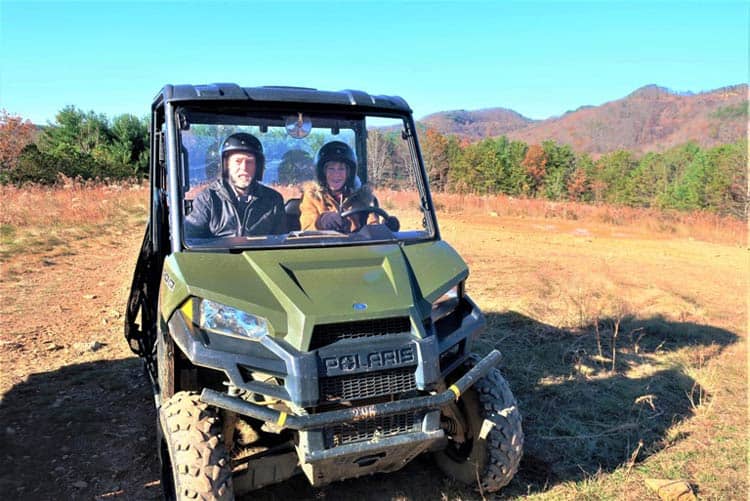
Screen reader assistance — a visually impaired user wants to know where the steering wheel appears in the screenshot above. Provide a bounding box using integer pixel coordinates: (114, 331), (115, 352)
(340, 206), (400, 232)
(340, 206), (391, 222)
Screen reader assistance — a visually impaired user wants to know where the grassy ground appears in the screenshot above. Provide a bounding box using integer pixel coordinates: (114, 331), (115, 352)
(440, 211), (747, 500)
(0, 182), (148, 265)
(0, 183), (746, 500)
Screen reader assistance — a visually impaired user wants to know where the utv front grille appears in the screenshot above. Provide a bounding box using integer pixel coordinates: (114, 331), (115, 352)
(310, 317), (411, 350)
(325, 412), (421, 447)
(319, 368), (417, 402)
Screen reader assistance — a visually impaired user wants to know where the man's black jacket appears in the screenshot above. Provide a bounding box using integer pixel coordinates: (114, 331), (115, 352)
(184, 179), (286, 238)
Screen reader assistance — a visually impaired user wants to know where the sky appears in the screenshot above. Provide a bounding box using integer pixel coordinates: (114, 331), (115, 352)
(0, 1), (747, 125)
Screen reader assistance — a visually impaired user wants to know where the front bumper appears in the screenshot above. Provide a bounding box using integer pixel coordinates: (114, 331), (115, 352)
(168, 295), (486, 408)
(202, 349), (502, 487)
(200, 349), (501, 430)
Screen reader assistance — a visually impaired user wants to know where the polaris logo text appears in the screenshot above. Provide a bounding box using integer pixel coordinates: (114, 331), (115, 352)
(322, 346), (415, 375)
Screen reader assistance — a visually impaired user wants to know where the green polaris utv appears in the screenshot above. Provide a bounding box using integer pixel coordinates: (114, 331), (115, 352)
(125, 83), (523, 500)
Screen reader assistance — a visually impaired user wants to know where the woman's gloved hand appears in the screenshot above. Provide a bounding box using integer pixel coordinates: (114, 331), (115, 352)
(317, 211), (349, 232)
(384, 215), (400, 232)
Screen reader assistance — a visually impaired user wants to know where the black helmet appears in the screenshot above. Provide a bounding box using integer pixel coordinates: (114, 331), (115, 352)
(315, 141), (357, 187)
(220, 132), (265, 180)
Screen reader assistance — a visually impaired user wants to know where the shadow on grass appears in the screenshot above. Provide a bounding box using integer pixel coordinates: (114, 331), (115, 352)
(0, 312), (737, 501)
(0, 358), (479, 501)
(242, 312), (739, 500)
(0, 358), (161, 500)
(477, 311), (739, 497)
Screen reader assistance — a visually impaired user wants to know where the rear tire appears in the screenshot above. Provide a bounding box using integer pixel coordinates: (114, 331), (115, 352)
(159, 391), (234, 500)
(434, 356), (523, 492)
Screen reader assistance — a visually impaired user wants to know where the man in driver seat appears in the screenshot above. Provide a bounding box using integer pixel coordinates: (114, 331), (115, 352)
(185, 132), (286, 238)
(300, 141), (395, 233)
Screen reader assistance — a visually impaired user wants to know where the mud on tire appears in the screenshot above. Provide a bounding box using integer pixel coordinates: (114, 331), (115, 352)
(434, 356), (524, 493)
(159, 391), (233, 501)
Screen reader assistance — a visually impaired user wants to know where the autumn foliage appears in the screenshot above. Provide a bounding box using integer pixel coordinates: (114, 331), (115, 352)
(1, 105), (747, 219)
(0, 110), (36, 173)
(421, 128), (451, 191)
(1, 106), (148, 185)
(521, 144), (547, 195)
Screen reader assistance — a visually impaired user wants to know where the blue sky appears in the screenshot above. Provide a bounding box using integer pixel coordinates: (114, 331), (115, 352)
(1, 1), (747, 124)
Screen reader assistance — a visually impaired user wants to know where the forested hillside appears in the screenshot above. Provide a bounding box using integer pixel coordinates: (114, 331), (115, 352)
(421, 107), (535, 139)
(421, 84), (747, 155)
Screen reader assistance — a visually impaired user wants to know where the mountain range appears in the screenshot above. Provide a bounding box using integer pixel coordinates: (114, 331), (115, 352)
(418, 84), (747, 155)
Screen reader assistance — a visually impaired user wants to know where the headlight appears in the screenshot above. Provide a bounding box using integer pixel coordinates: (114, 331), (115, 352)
(431, 283), (462, 323)
(198, 299), (270, 339)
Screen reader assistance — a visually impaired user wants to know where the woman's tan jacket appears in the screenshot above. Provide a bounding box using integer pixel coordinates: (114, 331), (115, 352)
(299, 182), (378, 231)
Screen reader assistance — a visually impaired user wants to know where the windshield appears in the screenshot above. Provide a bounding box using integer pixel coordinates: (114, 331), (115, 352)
(177, 107), (435, 250)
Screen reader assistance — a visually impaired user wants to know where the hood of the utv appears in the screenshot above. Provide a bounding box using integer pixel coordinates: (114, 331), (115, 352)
(160, 241), (468, 351)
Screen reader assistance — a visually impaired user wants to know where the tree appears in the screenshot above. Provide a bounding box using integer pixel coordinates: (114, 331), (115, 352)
(501, 140), (529, 196)
(591, 150), (638, 203)
(623, 152), (663, 207)
(421, 128), (450, 191)
(655, 142), (701, 208)
(521, 144), (547, 196)
(108, 114), (148, 175)
(278, 149), (313, 184)
(702, 140), (747, 217)
(366, 129), (393, 186)
(16, 106), (149, 183)
(541, 141), (576, 200)
(668, 152), (711, 210)
(41, 106), (111, 157)
(445, 135), (469, 193)
(0, 110), (36, 176)
(452, 140), (490, 194)
(567, 166), (589, 201)
(568, 153), (595, 202)
(477, 137), (528, 196)
(9, 144), (57, 184)
(665, 141), (747, 215)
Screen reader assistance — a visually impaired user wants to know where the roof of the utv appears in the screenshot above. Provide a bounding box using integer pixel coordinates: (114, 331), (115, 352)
(155, 83), (412, 113)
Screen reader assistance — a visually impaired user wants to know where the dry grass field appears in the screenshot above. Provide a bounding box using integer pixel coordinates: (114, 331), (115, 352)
(0, 183), (747, 500)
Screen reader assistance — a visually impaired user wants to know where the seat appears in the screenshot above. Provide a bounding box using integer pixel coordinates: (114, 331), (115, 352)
(285, 198), (301, 231)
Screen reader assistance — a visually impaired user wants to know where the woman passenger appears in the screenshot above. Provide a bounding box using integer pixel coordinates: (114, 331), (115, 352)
(299, 141), (379, 232)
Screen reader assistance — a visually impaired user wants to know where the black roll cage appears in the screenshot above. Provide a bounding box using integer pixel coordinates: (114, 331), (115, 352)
(175, 106), (369, 186)
(124, 84), (440, 375)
